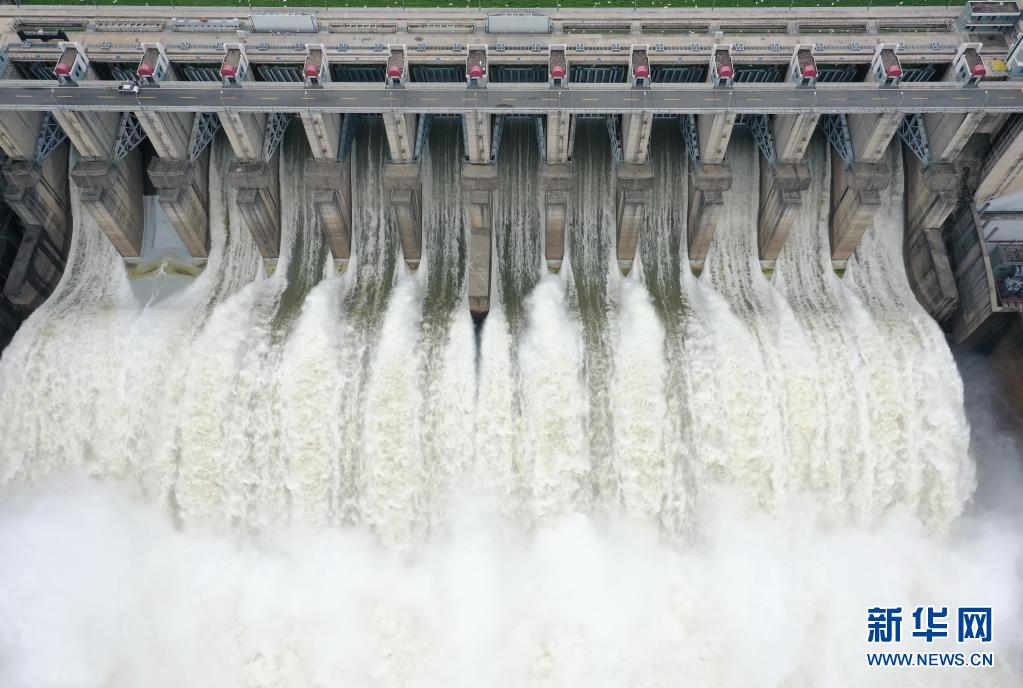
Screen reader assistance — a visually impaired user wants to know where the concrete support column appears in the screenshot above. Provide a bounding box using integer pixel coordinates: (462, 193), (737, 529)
(615, 162), (654, 273)
(975, 116), (1023, 208)
(924, 111), (984, 163)
(1, 144), (71, 309)
(228, 153), (280, 263)
(137, 111), (193, 161)
(829, 158), (891, 264)
(546, 112), (572, 164)
(0, 111), (44, 160)
(903, 155), (960, 321)
(306, 157), (353, 269)
(697, 112), (737, 164)
(383, 111), (422, 269)
(147, 153), (210, 258)
(758, 159), (811, 264)
(773, 113), (820, 164)
(463, 111), (491, 165)
(687, 162), (732, 267)
(383, 111), (417, 164)
(621, 112), (653, 165)
(220, 111), (267, 161)
(2, 223), (67, 311)
(2, 146), (69, 236)
(383, 162), (423, 270)
(300, 111), (341, 160)
(51, 111), (120, 159)
(847, 112), (903, 163)
(300, 113), (351, 268)
(540, 163), (574, 272)
(71, 148), (145, 257)
(462, 162), (498, 321)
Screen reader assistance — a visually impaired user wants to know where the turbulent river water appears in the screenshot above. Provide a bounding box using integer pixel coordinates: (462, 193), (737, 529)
(0, 121), (1020, 687)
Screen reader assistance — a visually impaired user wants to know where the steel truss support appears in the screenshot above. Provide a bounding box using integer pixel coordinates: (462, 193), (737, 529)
(33, 112), (68, 163)
(414, 113), (431, 162)
(680, 114), (701, 165)
(898, 113), (932, 166)
(188, 112), (220, 162)
(606, 114), (623, 164)
(821, 114), (854, 166)
(262, 112), (291, 162)
(112, 112), (147, 162)
(337, 113), (358, 162)
(745, 114), (777, 166)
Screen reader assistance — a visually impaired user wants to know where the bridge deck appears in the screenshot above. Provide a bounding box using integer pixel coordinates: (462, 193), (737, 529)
(0, 80), (1019, 115)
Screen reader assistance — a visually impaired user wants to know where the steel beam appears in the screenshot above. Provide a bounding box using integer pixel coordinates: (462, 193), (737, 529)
(111, 112), (147, 163)
(821, 114), (854, 166)
(32, 112), (67, 163)
(187, 111), (220, 162)
(261, 112), (290, 162)
(899, 113), (933, 166)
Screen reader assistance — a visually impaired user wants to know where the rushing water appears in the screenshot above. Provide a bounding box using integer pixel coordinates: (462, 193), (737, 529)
(0, 121), (1020, 687)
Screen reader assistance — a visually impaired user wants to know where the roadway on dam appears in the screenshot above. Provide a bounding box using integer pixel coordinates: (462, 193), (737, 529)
(0, 81), (1021, 115)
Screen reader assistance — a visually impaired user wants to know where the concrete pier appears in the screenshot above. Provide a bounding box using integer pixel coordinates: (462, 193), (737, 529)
(829, 158), (891, 264)
(697, 112), (737, 165)
(228, 154), (280, 263)
(542, 113), (574, 272)
(462, 162), (497, 322)
(847, 113), (904, 163)
(300, 111), (341, 161)
(306, 157), (353, 268)
(301, 113), (352, 269)
(546, 112), (573, 165)
(903, 155), (960, 321)
(774, 113), (820, 164)
(2, 149), (69, 239)
(975, 116), (1023, 209)
(71, 148), (145, 257)
(147, 154), (210, 258)
(540, 163), (574, 272)
(621, 113), (653, 165)
(1, 145), (71, 310)
(924, 111), (984, 164)
(220, 111), (267, 162)
(51, 111), (120, 160)
(464, 111), (492, 165)
(0, 111), (44, 160)
(615, 162), (654, 273)
(137, 111), (192, 161)
(2, 223), (67, 311)
(383, 112), (418, 164)
(687, 162), (732, 267)
(383, 161), (423, 270)
(383, 112), (423, 269)
(758, 159), (811, 265)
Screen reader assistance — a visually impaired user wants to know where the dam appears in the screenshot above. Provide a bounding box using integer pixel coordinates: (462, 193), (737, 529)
(0, 5), (1021, 688)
